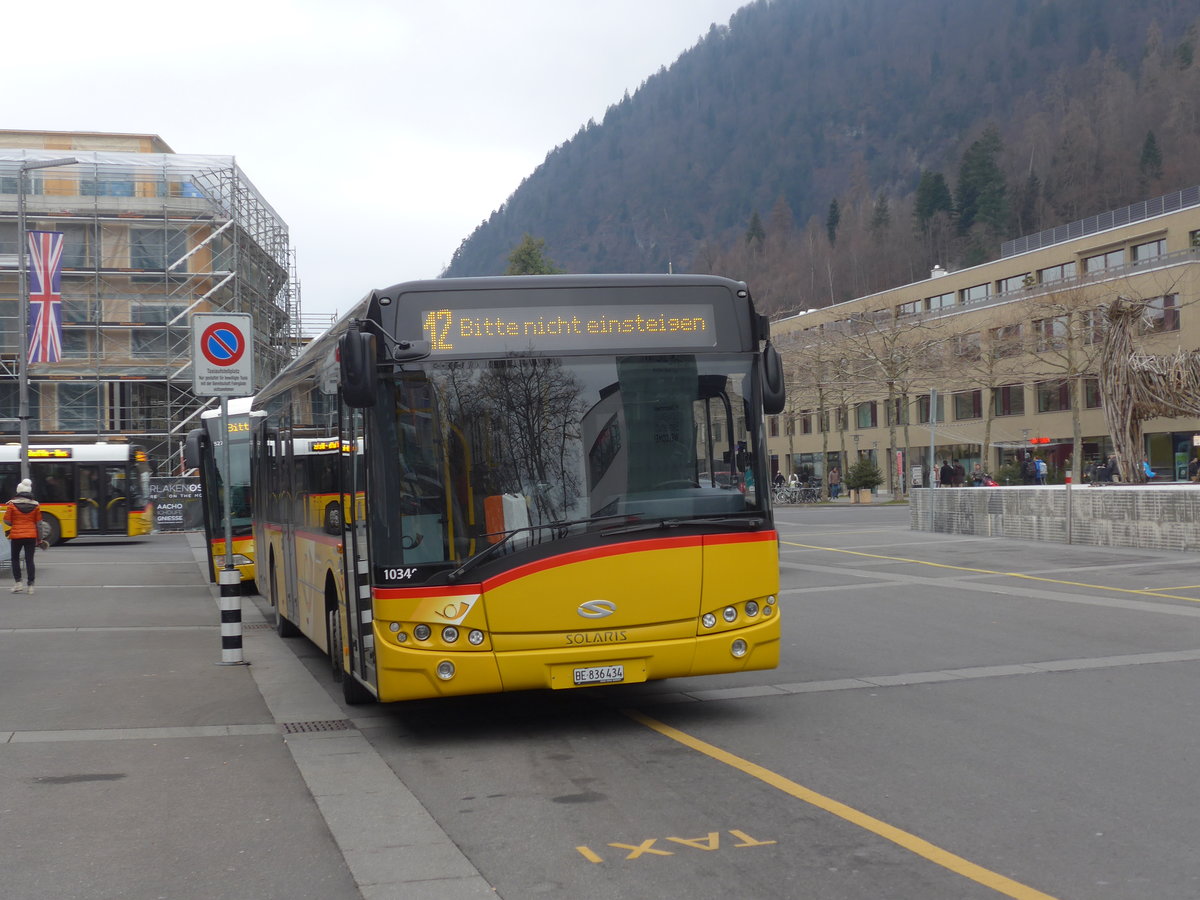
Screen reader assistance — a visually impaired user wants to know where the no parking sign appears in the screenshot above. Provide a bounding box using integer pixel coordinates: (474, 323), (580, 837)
(192, 313), (254, 397)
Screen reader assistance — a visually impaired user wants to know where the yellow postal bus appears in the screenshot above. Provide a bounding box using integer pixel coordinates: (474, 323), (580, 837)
(0, 442), (153, 544)
(251, 274), (787, 704)
(185, 398), (261, 587)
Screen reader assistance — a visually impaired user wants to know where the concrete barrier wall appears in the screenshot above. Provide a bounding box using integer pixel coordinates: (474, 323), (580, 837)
(910, 485), (1200, 552)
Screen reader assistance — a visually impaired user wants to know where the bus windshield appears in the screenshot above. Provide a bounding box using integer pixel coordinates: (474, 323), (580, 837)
(367, 352), (762, 572)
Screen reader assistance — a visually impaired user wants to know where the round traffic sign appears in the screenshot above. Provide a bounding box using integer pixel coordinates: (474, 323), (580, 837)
(200, 321), (247, 367)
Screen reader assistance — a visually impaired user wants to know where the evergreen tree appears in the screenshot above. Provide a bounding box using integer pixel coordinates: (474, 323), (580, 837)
(745, 210), (766, 247)
(826, 198), (841, 245)
(871, 193), (891, 232)
(1139, 130), (1164, 182)
(955, 126), (1007, 236)
(505, 234), (564, 275)
(914, 171), (954, 231)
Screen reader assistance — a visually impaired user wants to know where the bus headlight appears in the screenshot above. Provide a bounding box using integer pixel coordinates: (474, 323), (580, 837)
(731, 639), (748, 658)
(442, 626), (459, 643)
(767, 594), (777, 605)
(413, 624), (431, 641)
(745, 600), (759, 617)
(436, 660), (456, 680)
(468, 629), (485, 646)
(722, 606), (738, 623)
(702, 613), (717, 629)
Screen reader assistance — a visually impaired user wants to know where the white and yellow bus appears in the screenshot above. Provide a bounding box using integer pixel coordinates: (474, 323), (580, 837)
(251, 274), (787, 704)
(185, 398), (262, 587)
(0, 442), (153, 544)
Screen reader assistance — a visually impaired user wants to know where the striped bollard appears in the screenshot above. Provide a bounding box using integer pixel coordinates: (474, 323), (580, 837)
(217, 568), (248, 665)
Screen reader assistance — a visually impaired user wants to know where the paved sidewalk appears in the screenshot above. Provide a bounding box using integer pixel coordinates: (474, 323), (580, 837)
(0, 532), (494, 900)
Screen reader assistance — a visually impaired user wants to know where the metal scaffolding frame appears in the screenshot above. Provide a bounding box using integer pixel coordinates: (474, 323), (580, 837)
(0, 142), (300, 473)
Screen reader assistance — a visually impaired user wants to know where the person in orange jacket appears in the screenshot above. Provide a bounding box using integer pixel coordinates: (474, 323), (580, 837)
(5, 478), (42, 594)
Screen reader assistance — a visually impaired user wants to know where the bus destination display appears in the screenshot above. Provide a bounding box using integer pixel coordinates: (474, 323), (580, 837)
(421, 304), (717, 355)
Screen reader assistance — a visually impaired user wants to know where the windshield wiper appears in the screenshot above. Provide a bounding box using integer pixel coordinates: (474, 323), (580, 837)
(445, 513), (641, 582)
(601, 514), (764, 536)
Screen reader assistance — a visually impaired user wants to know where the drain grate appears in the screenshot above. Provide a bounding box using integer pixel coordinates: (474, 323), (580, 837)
(279, 719), (355, 734)
(244, 623), (273, 631)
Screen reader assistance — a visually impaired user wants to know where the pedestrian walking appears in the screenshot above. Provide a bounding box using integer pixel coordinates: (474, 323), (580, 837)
(5, 479), (42, 594)
(828, 466), (841, 500)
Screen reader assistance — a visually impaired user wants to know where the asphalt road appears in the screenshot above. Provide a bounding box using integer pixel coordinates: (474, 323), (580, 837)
(285, 504), (1200, 900)
(9, 511), (1199, 899)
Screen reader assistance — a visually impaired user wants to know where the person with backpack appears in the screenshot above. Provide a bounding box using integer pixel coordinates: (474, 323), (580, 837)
(1020, 455), (1036, 485)
(1035, 456), (1048, 485)
(5, 479), (42, 594)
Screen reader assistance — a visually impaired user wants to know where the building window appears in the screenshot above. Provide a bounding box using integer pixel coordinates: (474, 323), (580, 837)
(61, 329), (90, 360)
(799, 412), (812, 435)
(57, 383), (100, 430)
(1081, 309), (1106, 345)
(997, 274), (1029, 293)
(1036, 379), (1071, 413)
(1140, 294), (1179, 334)
(953, 390), (982, 420)
(835, 406), (848, 431)
(1084, 249), (1124, 273)
(916, 393), (946, 424)
(1033, 316), (1069, 351)
(130, 227), (189, 271)
(926, 292), (955, 311)
(80, 177), (135, 197)
(886, 397), (907, 426)
(1038, 261), (1077, 283)
(994, 384), (1025, 416)
(955, 331), (981, 360)
(989, 323), (1023, 358)
(1084, 377), (1102, 409)
(896, 299), (921, 317)
(1131, 238), (1166, 262)
(769, 416), (780, 437)
(131, 303), (189, 358)
(961, 283), (990, 304)
(818, 410), (830, 433)
(855, 402), (876, 429)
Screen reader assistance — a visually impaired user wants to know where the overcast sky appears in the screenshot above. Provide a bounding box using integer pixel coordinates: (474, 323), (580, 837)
(5, 0), (746, 323)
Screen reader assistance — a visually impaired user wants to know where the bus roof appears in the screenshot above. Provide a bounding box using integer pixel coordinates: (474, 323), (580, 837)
(0, 442), (147, 464)
(200, 397), (258, 420)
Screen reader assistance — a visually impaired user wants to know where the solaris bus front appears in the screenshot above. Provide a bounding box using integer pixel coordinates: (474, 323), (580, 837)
(263, 274), (787, 704)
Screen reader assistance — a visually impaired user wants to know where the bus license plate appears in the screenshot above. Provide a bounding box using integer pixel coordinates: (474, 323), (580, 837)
(573, 664), (625, 686)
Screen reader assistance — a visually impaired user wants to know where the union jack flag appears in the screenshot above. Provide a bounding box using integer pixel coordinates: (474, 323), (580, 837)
(27, 230), (64, 364)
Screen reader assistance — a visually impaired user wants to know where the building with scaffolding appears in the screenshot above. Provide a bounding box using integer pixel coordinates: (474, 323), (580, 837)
(0, 130), (299, 473)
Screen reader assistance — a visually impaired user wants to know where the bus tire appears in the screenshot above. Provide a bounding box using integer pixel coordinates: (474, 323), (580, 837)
(271, 561), (300, 638)
(41, 513), (62, 546)
(328, 607), (374, 705)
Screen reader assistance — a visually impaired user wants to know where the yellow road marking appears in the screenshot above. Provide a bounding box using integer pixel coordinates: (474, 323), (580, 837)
(625, 708), (1059, 900)
(784, 542), (1200, 604)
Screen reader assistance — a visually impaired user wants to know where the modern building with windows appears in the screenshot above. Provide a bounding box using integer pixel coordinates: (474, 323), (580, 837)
(0, 130), (299, 473)
(768, 187), (1200, 490)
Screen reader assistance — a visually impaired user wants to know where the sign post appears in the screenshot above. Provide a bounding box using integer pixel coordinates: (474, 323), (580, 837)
(192, 313), (253, 666)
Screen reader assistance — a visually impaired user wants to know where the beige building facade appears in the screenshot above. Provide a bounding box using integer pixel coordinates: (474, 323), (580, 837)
(767, 187), (1200, 491)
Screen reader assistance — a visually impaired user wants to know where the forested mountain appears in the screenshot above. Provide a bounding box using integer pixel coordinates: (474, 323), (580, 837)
(443, 0), (1200, 315)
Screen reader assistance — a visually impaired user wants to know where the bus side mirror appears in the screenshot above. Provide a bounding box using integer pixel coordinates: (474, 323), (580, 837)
(340, 330), (378, 408)
(761, 342), (786, 415)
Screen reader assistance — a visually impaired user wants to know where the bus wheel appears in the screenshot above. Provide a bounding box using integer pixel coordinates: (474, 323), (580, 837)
(42, 514), (62, 546)
(271, 563), (300, 638)
(328, 607), (374, 705)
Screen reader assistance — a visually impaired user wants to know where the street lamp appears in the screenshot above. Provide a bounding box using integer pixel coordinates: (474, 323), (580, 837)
(17, 157), (76, 480)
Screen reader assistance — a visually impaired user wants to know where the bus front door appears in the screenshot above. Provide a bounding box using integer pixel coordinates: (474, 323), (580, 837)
(77, 466), (102, 534)
(77, 464), (129, 535)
